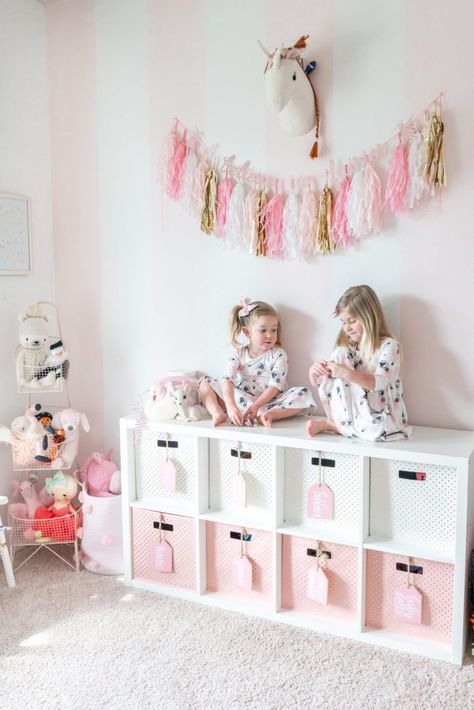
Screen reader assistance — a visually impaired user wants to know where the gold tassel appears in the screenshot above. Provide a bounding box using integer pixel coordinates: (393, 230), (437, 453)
(200, 169), (218, 234)
(422, 112), (447, 188)
(317, 185), (335, 254)
(309, 141), (318, 159)
(256, 188), (267, 256)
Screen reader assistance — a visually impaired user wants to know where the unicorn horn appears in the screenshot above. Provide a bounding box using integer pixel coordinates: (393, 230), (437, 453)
(257, 40), (271, 58)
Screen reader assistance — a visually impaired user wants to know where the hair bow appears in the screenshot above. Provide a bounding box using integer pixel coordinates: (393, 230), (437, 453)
(45, 470), (67, 493)
(238, 298), (258, 318)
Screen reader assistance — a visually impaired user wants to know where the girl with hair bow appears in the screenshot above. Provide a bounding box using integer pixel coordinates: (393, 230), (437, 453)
(199, 298), (316, 427)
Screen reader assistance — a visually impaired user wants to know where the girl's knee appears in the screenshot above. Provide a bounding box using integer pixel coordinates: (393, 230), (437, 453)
(332, 346), (354, 367)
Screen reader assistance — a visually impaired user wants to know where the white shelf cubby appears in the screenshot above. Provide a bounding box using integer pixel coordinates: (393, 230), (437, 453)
(120, 417), (474, 665)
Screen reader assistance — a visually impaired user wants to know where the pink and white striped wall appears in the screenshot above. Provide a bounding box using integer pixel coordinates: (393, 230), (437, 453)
(1, 1), (473, 496)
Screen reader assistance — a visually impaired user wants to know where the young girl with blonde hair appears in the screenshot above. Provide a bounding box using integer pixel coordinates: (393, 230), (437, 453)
(307, 285), (411, 441)
(200, 298), (316, 427)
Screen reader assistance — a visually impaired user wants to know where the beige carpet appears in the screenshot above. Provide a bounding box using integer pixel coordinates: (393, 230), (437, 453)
(1, 548), (474, 710)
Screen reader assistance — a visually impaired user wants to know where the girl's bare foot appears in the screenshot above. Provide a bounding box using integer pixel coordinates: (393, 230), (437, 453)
(259, 411), (274, 428)
(306, 418), (338, 437)
(212, 410), (227, 427)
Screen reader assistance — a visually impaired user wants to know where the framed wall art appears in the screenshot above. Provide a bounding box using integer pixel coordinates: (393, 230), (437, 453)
(0, 193), (32, 275)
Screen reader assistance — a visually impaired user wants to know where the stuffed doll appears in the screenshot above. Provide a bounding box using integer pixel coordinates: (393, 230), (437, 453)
(15, 304), (51, 387)
(33, 407), (65, 464)
(31, 339), (70, 387)
(33, 471), (81, 541)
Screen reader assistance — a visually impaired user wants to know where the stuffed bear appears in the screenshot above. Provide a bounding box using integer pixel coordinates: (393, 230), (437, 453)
(15, 304), (51, 387)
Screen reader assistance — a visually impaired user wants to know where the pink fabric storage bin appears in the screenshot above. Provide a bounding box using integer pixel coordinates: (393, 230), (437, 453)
(281, 535), (358, 620)
(132, 508), (196, 591)
(206, 521), (272, 604)
(365, 550), (454, 643)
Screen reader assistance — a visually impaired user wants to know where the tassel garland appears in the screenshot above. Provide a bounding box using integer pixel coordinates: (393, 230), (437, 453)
(422, 112), (447, 189)
(161, 97), (448, 261)
(226, 182), (246, 249)
(216, 178), (234, 238)
(200, 169), (218, 235)
(332, 174), (352, 247)
(245, 188), (259, 254)
(385, 142), (409, 214)
(264, 194), (285, 258)
(299, 188), (319, 256)
(407, 130), (427, 208)
(256, 189), (268, 257)
(317, 185), (335, 254)
(282, 192), (301, 259)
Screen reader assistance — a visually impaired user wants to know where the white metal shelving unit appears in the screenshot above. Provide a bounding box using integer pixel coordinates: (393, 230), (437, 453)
(120, 416), (474, 665)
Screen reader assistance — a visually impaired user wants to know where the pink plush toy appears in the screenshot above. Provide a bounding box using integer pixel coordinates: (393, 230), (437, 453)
(51, 408), (90, 468)
(8, 480), (41, 519)
(81, 450), (121, 497)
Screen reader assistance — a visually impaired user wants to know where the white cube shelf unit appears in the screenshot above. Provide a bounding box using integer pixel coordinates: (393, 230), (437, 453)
(120, 417), (474, 665)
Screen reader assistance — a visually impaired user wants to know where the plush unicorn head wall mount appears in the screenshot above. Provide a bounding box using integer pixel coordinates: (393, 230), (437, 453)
(258, 34), (320, 158)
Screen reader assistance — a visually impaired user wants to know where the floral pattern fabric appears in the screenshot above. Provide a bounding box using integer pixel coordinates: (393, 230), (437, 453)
(206, 346), (317, 415)
(318, 338), (411, 441)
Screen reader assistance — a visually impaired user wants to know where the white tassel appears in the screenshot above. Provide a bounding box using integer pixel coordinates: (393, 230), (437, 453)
(244, 189), (259, 254)
(226, 182), (245, 250)
(282, 192), (301, 259)
(299, 188), (319, 256)
(181, 147), (198, 214)
(346, 163), (382, 239)
(407, 130), (427, 208)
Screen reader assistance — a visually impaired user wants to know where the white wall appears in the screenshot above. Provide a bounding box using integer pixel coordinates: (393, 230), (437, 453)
(0, 0), (55, 493)
(2, 0), (474, 500)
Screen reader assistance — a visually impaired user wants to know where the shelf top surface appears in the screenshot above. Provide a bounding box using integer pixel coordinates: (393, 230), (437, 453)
(122, 416), (474, 461)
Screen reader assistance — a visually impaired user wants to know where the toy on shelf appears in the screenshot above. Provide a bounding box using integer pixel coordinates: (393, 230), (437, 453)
(81, 450), (121, 497)
(33, 472), (81, 543)
(144, 375), (210, 423)
(31, 340), (70, 388)
(0, 408), (44, 466)
(52, 409), (90, 468)
(8, 481), (53, 519)
(15, 304), (50, 389)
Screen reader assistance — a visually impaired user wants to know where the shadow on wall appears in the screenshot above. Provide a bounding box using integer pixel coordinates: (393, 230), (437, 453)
(276, 304), (320, 404)
(400, 296), (474, 430)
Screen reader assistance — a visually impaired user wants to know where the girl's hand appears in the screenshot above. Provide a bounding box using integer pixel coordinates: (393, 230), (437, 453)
(243, 402), (259, 423)
(228, 405), (244, 427)
(309, 360), (330, 385)
(326, 361), (350, 380)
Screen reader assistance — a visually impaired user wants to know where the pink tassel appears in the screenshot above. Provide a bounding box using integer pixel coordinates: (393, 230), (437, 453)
(216, 178), (234, 239)
(191, 160), (207, 217)
(263, 194), (285, 259)
(332, 174), (352, 247)
(384, 141), (409, 214)
(166, 132), (188, 201)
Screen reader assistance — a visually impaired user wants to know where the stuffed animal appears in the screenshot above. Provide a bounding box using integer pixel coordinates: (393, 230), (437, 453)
(15, 304), (51, 387)
(173, 383), (209, 422)
(51, 408), (90, 468)
(0, 408), (45, 466)
(31, 339), (70, 388)
(144, 382), (178, 422)
(81, 450), (121, 497)
(33, 471), (81, 541)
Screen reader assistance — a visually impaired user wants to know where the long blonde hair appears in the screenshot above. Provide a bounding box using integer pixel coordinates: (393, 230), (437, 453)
(335, 285), (394, 367)
(229, 300), (281, 348)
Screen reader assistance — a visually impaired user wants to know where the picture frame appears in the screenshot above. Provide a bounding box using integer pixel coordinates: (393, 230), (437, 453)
(0, 193), (32, 275)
